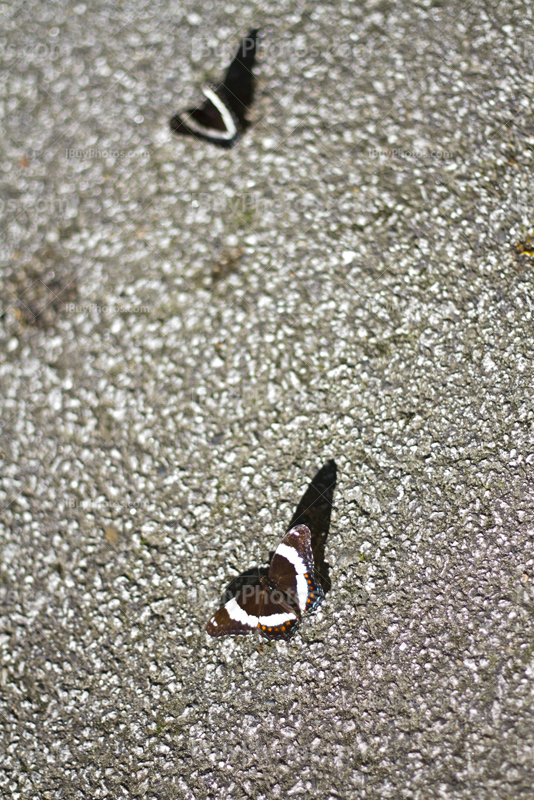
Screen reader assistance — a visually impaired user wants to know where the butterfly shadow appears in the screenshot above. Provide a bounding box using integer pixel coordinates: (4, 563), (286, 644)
(220, 459), (337, 605)
(285, 458), (336, 595)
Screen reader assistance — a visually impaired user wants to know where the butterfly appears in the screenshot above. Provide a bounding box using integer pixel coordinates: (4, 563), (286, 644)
(170, 29), (259, 148)
(206, 524), (324, 640)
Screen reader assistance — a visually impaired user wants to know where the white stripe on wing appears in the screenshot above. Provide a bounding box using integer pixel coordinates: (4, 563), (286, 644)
(275, 542), (309, 611)
(224, 596), (258, 627)
(258, 611), (297, 627)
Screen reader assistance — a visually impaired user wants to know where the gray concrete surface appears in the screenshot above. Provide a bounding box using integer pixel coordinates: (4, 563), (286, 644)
(1, 0), (534, 797)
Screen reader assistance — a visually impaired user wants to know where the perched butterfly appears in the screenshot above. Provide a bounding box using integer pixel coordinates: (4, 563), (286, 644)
(206, 524), (324, 640)
(170, 29), (259, 148)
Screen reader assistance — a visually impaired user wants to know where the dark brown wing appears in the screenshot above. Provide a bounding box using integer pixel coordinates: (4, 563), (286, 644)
(206, 584), (263, 638)
(269, 525), (324, 613)
(170, 86), (240, 148)
(257, 586), (299, 641)
(177, 96), (227, 133)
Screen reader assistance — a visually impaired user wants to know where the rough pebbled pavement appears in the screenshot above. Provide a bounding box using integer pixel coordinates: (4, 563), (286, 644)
(1, 1), (534, 798)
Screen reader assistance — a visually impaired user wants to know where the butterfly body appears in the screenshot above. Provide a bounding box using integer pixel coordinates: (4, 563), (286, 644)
(206, 524), (324, 641)
(170, 30), (259, 148)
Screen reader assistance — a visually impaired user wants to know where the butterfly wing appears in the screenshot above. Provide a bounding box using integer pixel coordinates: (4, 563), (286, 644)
(257, 587), (299, 641)
(206, 522), (323, 641)
(170, 85), (239, 147)
(206, 579), (299, 640)
(269, 524), (325, 614)
(183, 98), (227, 132)
(206, 582), (263, 637)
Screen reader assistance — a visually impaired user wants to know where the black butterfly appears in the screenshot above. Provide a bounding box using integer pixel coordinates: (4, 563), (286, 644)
(170, 29), (259, 148)
(206, 524), (324, 641)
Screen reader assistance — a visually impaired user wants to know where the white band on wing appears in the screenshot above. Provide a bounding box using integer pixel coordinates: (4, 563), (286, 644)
(258, 612), (297, 626)
(182, 86), (238, 141)
(202, 87), (237, 139)
(275, 542), (309, 611)
(224, 596), (258, 626)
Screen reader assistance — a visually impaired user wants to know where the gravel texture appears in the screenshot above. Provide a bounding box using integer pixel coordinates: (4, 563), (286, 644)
(1, 0), (534, 798)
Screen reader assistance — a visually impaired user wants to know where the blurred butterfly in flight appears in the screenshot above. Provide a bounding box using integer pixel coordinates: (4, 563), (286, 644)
(206, 524), (324, 641)
(170, 29), (259, 148)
